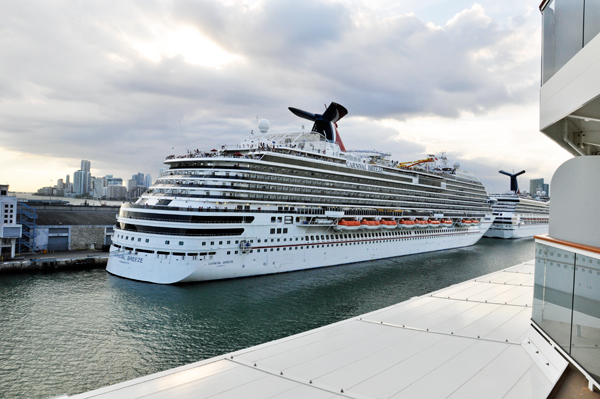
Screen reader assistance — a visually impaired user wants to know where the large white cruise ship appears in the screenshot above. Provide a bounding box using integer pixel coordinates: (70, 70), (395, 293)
(107, 102), (494, 284)
(484, 170), (549, 239)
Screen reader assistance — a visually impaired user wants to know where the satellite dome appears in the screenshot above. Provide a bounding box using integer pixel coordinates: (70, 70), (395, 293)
(258, 119), (270, 133)
(453, 162), (460, 169)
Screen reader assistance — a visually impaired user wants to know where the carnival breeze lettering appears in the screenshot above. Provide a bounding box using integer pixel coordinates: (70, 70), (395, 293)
(346, 161), (383, 173)
(127, 256), (143, 263)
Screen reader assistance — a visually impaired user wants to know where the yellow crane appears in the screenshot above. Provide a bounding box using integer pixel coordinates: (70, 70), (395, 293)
(397, 157), (437, 169)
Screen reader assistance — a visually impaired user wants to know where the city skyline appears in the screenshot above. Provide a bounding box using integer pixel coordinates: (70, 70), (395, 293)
(34, 159), (152, 199)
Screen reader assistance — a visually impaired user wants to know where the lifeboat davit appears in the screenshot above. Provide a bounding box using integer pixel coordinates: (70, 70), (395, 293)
(428, 219), (441, 228)
(335, 219), (361, 231)
(381, 220), (398, 229)
(415, 220), (429, 228)
(361, 219), (381, 229)
(398, 220), (416, 229)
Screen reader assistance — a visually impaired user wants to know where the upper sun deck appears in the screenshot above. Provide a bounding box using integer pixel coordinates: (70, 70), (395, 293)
(163, 110), (482, 188)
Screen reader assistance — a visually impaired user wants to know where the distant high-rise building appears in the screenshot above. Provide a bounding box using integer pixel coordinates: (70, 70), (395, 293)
(127, 178), (137, 191)
(530, 178), (550, 196)
(66, 174), (70, 186)
(132, 173), (145, 187)
(92, 177), (107, 198)
(144, 174), (152, 188)
(57, 179), (64, 190)
(73, 170), (91, 195)
(106, 176), (123, 186)
(104, 185), (127, 199)
(81, 160), (91, 173)
(74, 170), (84, 195)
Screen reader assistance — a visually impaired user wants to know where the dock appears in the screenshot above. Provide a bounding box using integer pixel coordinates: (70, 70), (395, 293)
(0, 251), (108, 273)
(65, 260), (569, 399)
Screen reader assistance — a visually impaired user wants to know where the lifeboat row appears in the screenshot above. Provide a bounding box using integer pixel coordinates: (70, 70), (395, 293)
(335, 218), (480, 230)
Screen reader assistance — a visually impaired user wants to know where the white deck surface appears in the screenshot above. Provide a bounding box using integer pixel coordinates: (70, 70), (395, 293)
(69, 260), (567, 399)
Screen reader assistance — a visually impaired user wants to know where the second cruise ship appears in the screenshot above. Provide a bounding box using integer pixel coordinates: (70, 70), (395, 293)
(484, 170), (550, 239)
(107, 102), (494, 284)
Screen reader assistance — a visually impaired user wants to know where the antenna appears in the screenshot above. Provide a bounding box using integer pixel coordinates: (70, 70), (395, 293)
(178, 120), (187, 151)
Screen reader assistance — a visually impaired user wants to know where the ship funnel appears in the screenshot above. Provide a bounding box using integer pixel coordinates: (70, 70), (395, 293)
(288, 102), (348, 151)
(499, 170), (526, 192)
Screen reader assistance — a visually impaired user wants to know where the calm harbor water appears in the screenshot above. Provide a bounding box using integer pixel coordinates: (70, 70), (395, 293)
(1, 238), (535, 399)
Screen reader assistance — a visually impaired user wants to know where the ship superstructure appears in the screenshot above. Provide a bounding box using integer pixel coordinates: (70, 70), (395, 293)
(484, 170), (549, 239)
(107, 103), (494, 284)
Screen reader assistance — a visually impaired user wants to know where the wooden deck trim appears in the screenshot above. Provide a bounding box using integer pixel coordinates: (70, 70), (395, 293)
(535, 234), (600, 255)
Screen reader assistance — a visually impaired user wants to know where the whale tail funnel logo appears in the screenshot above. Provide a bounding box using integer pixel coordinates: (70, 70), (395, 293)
(499, 170), (526, 193)
(289, 102), (348, 152)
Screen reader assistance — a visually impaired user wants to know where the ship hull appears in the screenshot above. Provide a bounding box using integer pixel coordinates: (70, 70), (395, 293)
(484, 222), (548, 239)
(107, 219), (493, 284)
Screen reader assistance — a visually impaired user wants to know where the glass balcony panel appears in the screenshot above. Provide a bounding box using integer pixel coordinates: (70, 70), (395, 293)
(571, 253), (600, 381)
(533, 243), (575, 354)
(584, 0), (600, 45)
(555, 0), (584, 71)
(542, 1), (557, 84)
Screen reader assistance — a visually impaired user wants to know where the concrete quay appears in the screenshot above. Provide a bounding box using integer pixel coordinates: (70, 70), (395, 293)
(0, 250), (108, 273)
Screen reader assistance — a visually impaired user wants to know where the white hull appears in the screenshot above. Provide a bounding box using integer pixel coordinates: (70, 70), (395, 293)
(484, 222), (548, 239)
(107, 218), (493, 284)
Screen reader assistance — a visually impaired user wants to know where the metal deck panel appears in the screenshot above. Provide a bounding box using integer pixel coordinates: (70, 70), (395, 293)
(68, 360), (238, 399)
(432, 281), (491, 299)
(462, 285), (530, 305)
(362, 296), (450, 323)
(482, 272), (534, 285)
(312, 330), (447, 388)
(141, 365), (268, 399)
(239, 322), (389, 369)
(389, 340), (511, 399)
(268, 385), (343, 399)
(70, 261), (566, 399)
(480, 285), (533, 306)
(455, 305), (528, 338)
(446, 345), (542, 399)
(501, 364), (554, 399)
(238, 319), (360, 362)
(428, 302), (504, 334)
(381, 300), (481, 329)
(505, 261), (535, 273)
(349, 336), (476, 398)
(280, 326), (421, 378)
(484, 308), (533, 342)
(199, 373), (305, 399)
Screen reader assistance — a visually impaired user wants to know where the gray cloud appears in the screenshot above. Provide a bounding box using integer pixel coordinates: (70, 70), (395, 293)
(0, 0), (542, 188)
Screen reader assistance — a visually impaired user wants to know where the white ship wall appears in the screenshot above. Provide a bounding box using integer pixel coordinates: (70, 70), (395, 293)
(107, 217), (493, 284)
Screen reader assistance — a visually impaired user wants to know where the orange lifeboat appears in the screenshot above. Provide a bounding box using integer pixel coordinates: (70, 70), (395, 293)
(441, 219), (453, 226)
(428, 219), (441, 228)
(336, 219), (361, 231)
(415, 220), (429, 228)
(361, 219), (381, 229)
(458, 219), (472, 227)
(381, 220), (398, 229)
(398, 220), (416, 229)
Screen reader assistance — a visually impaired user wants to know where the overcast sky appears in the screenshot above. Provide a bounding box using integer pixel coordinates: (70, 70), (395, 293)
(0, 0), (570, 194)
